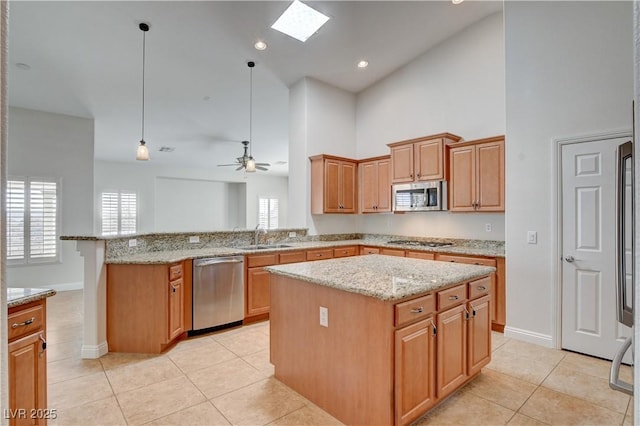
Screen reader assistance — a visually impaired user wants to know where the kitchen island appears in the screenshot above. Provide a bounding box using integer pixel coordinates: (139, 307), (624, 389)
(267, 255), (495, 426)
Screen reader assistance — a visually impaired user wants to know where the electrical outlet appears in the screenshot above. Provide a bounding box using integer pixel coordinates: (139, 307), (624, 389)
(288, 231), (297, 238)
(189, 236), (200, 243)
(319, 306), (328, 327)
(485, 223), (492, 232)
(128, 239), (137, 247)
(527, 231), (537, 244)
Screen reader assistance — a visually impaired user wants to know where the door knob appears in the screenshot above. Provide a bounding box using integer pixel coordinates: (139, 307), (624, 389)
(565, 256), (575, 263)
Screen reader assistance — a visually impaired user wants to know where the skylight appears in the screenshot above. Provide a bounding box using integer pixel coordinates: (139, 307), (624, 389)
(271, 0), (330, 42)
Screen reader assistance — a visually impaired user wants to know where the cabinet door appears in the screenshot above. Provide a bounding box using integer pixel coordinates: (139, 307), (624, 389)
(449, 146), (476, 211)
(324, 160), (342, 212)
(468, 295), (491, 376)
(376, 159), (392, 212)
(247, 267), (271, 316)
(380, 248), (405, 257)
(391, 145), (414, 183)
(476, 140), (505, 211)
(436, 304), (467, 398)
(360, 161), (377, 212)
(406, 251), (435, 260)
(395, 318), (436, 426)
(168, 278), (184, 341)
(8, 333), (46, 426)
(340, 161), (357, 213)
(415, 139), (444, 181)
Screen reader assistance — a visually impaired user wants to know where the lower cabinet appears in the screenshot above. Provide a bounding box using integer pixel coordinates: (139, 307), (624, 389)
(436, 304), (468, 399)
(246, 267), (272, 317)
(8, 300), (48, 426)
(107, 261), (187, 353)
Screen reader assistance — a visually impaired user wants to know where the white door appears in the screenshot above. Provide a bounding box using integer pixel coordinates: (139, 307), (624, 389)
(561, 137), (632, 361)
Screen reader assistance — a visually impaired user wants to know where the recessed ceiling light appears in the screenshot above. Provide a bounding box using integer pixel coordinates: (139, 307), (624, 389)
(254, 40), (268, 51)
(15, 63), (31, 70)
(357, 60), (369, 69)
(271, 0), (330, 43)
(452, 0), (464, 4)
(203, 95), (211, 101)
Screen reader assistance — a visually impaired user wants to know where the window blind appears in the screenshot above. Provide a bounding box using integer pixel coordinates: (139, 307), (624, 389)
(258, 197), (279, 229)
(7, 180), (25, 260)
(101, 191), (137, 236)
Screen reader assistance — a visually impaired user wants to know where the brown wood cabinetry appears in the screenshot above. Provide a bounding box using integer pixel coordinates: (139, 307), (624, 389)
(8, 300), (48, 426)
(380, 248), (406, 257)
(406, 250), (436, 260)
(449, 135), (505, 212)
(359, 156), (391, 213)
(333, 246), (358, 258)
(360, 246), (380, 255)
(388, 133), (462, 183)
(107, 261), (187, 353)
(435, 252), (505, 332)
(310, 154), (357, 214)
(245, 254), (279, 322)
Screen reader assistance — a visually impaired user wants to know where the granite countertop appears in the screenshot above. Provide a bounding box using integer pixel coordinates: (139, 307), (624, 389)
(266, 255), (495, 301)
(7, 287), (57, 308)
(105, 239), (504, 264)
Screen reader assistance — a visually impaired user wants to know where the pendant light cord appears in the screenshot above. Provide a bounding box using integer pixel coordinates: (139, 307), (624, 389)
(141, 28), (146, 142)
(249, 64), (253, 157)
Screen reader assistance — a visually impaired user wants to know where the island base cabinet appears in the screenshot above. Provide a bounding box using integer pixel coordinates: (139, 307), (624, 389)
(395, 318), (436, 426)
(468, 295), (492, 376)
(436, 304), (468, 399)
(8, 333), (47, 426)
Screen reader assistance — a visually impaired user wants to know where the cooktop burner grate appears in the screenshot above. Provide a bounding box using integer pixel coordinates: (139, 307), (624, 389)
(387, 240), (453, 248)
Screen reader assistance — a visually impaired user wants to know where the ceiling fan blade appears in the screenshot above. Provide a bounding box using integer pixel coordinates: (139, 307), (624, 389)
(256, 166), (269, 171)
(217, 164), (239, 167)
(236, 165), (244, 171)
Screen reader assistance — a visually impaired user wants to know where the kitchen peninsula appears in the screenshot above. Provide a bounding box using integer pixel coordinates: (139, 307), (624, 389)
(267, 255), (495, 426)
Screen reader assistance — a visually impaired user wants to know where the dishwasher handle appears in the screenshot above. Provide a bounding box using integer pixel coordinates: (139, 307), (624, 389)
(194, 258), (244, 268)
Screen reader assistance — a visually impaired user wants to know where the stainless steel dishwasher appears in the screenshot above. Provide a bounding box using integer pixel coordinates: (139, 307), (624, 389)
(191, 256), (244, 335)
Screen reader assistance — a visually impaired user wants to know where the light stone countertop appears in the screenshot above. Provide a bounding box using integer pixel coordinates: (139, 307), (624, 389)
(8, 287), (57, 308)
(266, 255), (495, 301)
(105, 239), (504, 264)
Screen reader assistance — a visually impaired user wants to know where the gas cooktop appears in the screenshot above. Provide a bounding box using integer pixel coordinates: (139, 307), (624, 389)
(387, 240), (453, 248)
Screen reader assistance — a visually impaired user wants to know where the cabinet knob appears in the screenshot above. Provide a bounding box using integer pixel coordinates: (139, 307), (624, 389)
(417, 173), (421, 178)
(478, 285), (487, 291)
(448, 295), (459, 300)
(410, 307), (424, 314)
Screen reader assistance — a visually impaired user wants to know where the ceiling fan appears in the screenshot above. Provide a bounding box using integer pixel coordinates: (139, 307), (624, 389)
(217, 61), (270, 172)
(218, 140), (270, 171)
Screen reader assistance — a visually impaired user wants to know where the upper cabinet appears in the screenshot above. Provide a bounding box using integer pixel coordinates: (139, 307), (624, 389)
(359, 156), (391, 213)
(388, 133), (462, 183)
(448, 136), (505, 212)
(310, 155), (358, 214)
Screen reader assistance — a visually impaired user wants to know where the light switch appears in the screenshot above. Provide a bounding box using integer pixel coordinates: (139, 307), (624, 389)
(189, 236), (200, 243)
(319, 306), (328, 327)
(527, 231), (537, 244)
(128, 239), (137, 247)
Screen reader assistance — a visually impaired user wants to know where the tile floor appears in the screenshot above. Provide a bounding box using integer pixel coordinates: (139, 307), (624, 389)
(46, 290), (634, 425)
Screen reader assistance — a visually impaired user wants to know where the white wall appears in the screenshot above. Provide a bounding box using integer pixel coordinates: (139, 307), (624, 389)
(504, 1), (633, 344)
(355, 12), (505, 240)
(94, 160), (288, 232)
(7, 107), (94, 289)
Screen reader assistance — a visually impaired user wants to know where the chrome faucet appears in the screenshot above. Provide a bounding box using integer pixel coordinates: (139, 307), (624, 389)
(254, 224), (267, 245)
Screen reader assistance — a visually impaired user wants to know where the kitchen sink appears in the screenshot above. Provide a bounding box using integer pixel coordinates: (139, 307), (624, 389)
(237, 244), (293, 250)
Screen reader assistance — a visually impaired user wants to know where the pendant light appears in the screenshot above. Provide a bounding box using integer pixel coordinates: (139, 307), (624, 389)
(245, 61), (256, 172)
(136, 23), (150, 161)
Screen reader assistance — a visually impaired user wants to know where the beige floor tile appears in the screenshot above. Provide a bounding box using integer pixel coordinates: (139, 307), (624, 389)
(242, 348), (275, 376)
(46, 325), (83, 346)
(48, 371), (114, 410)
(215, 329), (270, 357)
(269, 403), (344, 425)
(166, 334), (218, 353)
(187, 357), (266, 399)
(506, 413), (549, 425)
(212, 377), (307, 425)
(106, 356), (184, 394)
(99, 351), (159, 371)
(492, 331), (510, 351)
(168, 340), (237, 374)
(499, 340), (566, 364)
(414, 389), (515, 425)
(147, 401), (230, 426)
(117, 376), (206, 425)
(541, 363), (630, 414)
(51, 396), (126, 426)
(519, 387), (624, 425)
(561, 351), (633, 382)
(463, 369), (537, 411)
(486, 341), (565, 385)
(48, 357), (104, 384)
(47, 340), (83, 363)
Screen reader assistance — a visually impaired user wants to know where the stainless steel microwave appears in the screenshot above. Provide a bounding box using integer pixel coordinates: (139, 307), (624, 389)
(392, 181), (447, 212)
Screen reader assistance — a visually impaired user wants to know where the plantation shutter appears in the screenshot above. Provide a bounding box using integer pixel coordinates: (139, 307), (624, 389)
(101, 192), (119, 236)
(120, 192), (137, 235)
(7, 180), (26, 260)
(29, 180), (58, 258)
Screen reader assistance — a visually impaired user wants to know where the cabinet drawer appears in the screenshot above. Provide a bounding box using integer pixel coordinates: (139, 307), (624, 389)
(247, 254), (279, 268)
(360, 246), (380, 255)
(468, 276), (491, 300)
(380, 248), (405, 257)
(333, 246), (357, 258)
(436, 254), (497, 267)
(395, 293), (436, 327)
(306, 249), (334, 261)
(169, 263), (183, 281)
(8, 304), (44, 341)
(406, 251), (435, 260)
(437, 284), (466, 310)
(279, 251), (306, 265)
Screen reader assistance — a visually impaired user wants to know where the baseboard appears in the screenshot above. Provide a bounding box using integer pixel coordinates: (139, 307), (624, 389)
(504, 326), (553, 348)
(81, 341), (109, 359)
(41, 281), (83, 292)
